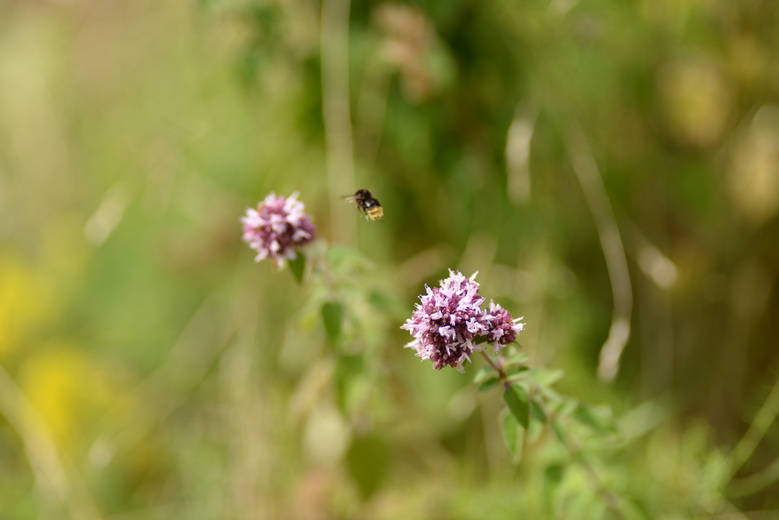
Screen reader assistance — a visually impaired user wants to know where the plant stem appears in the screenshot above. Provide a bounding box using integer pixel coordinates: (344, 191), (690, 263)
(321, 0), (355, 243)
(729, 373), (779, 477)
(478, 350), (509, 389)
(566, 124), (632, 383)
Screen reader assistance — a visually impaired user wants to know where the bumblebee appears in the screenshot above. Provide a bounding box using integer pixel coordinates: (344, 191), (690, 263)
(346, 189), (384, 221)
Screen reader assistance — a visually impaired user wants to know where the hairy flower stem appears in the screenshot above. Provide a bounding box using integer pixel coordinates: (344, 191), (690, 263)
(478, 350), (510, 390)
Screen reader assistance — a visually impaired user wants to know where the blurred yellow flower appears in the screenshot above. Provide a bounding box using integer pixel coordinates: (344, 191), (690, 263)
(19, 344), (116, 451)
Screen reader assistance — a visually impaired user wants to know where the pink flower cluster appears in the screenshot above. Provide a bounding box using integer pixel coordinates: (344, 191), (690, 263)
(402, 270), (525, 372)
(241, 192), (315, 268)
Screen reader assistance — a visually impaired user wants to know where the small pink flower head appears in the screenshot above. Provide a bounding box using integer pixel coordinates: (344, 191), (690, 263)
(401, 270), (491, 372)
(486, 301), (525, 351)
(241, 192), (315, 268)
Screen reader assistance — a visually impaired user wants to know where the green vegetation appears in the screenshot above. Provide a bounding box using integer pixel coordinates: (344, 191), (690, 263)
(1, 0), (779, 518)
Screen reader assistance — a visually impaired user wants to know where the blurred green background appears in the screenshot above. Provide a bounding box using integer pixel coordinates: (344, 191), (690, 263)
(2, 0), (779, 518)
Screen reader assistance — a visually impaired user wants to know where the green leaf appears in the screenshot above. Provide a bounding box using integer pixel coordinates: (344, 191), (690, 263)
(554, 397), (579, 418)
(335, 354), (364, 413)
(321, 301), (344, 344)
(506, 365), (530, 383)
(551, 419), (567, 445)
(543, 463), (565, 513)
(346, 434), (390, 499)
(503, 385), (530, 429)
(502, 410), (525, 463)
(288, 253), (306, 284)
(506, 365), (530, 376)
(472, 367), (494, 384)
(531, 396), (547, 423)
(478, 376), (501, 392)
(572, 403), (617, 434)
(543, 463), (565, 491)
(504, 351), (529, 365)
(530, 368), (565, 387)
(527, 412), (545, 443)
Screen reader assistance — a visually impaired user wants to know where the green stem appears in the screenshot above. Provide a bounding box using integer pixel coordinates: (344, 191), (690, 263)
(320, 0), (355, 243)
(479, 350), (509, 390)
(729, 373), (779, 477)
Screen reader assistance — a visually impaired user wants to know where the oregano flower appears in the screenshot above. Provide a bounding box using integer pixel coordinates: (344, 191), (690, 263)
(402, 270), (524, 372)
(241, 192), (315, 268)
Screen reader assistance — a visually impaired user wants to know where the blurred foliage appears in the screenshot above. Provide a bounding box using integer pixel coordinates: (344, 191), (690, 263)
(1, 0), (779, 518)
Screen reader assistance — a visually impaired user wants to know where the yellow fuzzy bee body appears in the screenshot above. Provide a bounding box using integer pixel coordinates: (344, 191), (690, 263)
(346, 189), (383, 221)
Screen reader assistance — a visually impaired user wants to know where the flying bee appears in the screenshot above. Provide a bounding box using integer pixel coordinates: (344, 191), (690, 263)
(345, 189), (384, 221)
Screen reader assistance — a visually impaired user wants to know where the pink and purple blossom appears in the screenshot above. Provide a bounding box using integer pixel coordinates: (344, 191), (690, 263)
(485, 301), (525, 350)
(241, 192), (316, 268)
(402, 270), (524, 372)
